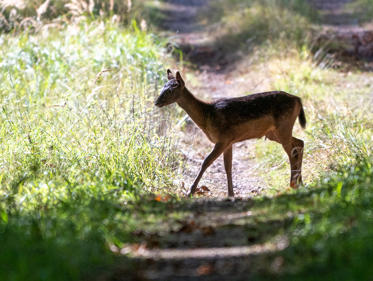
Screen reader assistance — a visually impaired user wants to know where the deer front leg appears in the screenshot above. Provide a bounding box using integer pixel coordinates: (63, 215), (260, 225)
(224, 146), (234, 197)
(188, 142), (228, 196)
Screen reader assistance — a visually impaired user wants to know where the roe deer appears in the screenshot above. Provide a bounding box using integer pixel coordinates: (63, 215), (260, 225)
(155, 70), (306, 197)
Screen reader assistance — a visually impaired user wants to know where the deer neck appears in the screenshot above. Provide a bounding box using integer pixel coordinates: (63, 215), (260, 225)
(177, 88), (210, 129)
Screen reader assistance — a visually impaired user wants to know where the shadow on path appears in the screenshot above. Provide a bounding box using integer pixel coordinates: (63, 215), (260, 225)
(99, 186), (333, 281)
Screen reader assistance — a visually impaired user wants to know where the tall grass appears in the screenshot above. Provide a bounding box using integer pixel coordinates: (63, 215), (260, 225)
(0, 19), (180, 280)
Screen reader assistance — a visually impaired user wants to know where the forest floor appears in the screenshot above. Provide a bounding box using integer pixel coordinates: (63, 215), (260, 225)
(111, 0), (373, 280)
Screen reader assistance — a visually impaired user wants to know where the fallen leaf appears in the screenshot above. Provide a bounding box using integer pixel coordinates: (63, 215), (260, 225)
(154, 194), (171, 202)
(194, 186), (211, 196)
(196, 263), (214, 275)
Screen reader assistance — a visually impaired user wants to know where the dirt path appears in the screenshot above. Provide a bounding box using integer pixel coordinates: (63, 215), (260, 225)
(161, 0), (267, 198)
(108, 198), (290, 281)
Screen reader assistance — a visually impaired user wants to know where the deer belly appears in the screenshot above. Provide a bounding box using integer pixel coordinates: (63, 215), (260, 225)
(233, 117), (274, 142)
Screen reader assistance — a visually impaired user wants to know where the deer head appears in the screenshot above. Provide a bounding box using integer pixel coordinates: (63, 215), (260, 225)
(155, 69), (185, 107)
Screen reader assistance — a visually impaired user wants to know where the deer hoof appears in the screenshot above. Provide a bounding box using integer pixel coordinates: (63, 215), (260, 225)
(187, 187), (196, 197)
(290, 178), (303, 189)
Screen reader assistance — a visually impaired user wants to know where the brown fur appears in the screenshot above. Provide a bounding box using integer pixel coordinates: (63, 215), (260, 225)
(155, 70), (306, 197)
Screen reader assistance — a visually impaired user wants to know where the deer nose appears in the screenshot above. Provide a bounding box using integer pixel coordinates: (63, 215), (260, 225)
(155, 99), (162, 107)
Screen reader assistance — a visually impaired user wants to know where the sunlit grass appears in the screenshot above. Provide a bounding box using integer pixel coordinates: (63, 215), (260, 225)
(0, 19), (182, 280)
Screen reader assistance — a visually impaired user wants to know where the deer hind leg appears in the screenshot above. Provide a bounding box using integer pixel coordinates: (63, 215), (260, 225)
(224, 145), (234, 197)
(188, 142), (229, 196)
(280, 135), (304, 189)
(289, 137), (304, 187)
(273, 118), (303, 188)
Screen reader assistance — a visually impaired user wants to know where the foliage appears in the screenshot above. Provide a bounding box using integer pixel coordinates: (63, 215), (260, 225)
(0, 19), (180, 280)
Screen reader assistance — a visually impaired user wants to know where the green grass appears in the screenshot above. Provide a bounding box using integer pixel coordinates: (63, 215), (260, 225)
(0, 19), (182, 280)
(196, 1), (373, 274)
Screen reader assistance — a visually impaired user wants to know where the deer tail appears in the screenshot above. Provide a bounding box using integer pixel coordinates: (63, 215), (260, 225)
(298, 99), (306, 129)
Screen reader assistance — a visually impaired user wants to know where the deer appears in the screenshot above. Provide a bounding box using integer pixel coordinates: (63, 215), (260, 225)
(155, 70), (306, 197)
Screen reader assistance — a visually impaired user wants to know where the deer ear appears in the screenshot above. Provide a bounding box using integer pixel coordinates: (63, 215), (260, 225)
(176, 71), (185, 88)
(167, 69), (174, 80)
